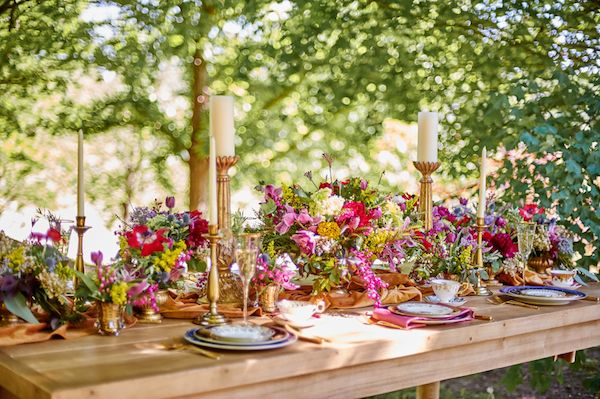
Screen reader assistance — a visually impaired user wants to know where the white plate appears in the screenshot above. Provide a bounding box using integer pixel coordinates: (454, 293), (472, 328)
(194, 326), (290, 346)
(206, 324), (275, 343)
(271, 315), (315, 329)
(393, 302), (460, 318)
(184, 328), (297, 351)
(549, 281), (582, 289)
(424, 295), (467, 306)
(500, 286), (586, 306)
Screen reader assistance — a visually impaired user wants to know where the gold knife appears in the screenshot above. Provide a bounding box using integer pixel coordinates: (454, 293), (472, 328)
(583, 295), (600, 302)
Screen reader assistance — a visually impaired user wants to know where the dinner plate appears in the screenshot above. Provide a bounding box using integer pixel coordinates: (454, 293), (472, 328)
(500, 286), (586, 306)
(184, 328), (297, 351)
(424, 295), (467, 306)
(199, 323), (276, 343)
(194, 326), (290, 346)
(391, 302), (461, 318)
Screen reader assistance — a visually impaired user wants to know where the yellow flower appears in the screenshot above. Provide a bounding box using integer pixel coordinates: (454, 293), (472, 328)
(110, 282), (129, 305)
(155, 241), (187, 272)
(458, 246), (473, 268)
(317, 222), (341, 239)
(266, 241), (276, 259)
(365, 229), (394, 253)
(6, 246), (25, 270)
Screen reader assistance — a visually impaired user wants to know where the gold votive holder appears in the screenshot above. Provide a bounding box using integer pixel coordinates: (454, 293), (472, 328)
(473, 217), (492, 296)
(74, 216), (91, 289)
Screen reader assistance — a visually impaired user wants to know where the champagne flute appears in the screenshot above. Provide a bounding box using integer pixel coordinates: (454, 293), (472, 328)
(235, 232), (262, 324)
(517, 222), (536, 283)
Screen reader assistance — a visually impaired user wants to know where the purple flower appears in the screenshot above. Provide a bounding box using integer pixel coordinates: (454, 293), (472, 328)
(127, 280), (149, 298)
(360, 179), (368, 190)
(91, 251), (103, 267)
(445, 232), (457, 244)
(165, 196), (175, 209)
(496, 216), (507, 228)
(291, 230), (317, 255)
(0, 274), (18, 294)
(459, 197), (468, 206)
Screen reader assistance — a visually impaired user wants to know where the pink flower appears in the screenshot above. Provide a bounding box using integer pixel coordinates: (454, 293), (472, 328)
(296, 209), (315, 225)
(291, 230), (317, 255)
(91, 251), (103, 266)
(519, 204), (544, 222)
(275, 212), (297, 234)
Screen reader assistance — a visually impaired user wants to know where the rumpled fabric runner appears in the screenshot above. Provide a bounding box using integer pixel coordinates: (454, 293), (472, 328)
(371, 306), (475, 329)
(0, 309), (137, 346)
(496, 269), (548, 286)
(279, 273), (422, 309)
(160, 292), (263, 319)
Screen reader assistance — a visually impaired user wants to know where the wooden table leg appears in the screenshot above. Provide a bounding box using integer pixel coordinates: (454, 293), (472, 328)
(416, 381), (440, 399)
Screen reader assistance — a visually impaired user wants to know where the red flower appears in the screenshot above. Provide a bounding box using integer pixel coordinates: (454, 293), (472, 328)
(319, 182), (332, 190)
(125, 225), (170, 256)
(414, 230), (433, 252)
(519, 204), (544, 222)
(187, 210), (208, 249)
(337, 201), (372, 231)
(46, 228), (62, 243)
(484, 232), (518, 258)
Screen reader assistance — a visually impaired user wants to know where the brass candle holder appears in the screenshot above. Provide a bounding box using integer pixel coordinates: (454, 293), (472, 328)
(74, 216), (91, 289)
(472, 217), (492, 296)
(216, 155), (243, 306)
(195, 224), (228, 326)
(413, 161), (440, 231)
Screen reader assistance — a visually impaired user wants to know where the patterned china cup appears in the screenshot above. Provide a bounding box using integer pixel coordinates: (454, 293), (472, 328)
(550, 269), (576, 288)
(430, 279), (461, 304)
(276, 300), (325, 324)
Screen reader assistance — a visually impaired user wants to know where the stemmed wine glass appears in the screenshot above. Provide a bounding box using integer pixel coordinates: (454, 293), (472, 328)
(235, 232), (262, 324)
(516, 222), (536, 283)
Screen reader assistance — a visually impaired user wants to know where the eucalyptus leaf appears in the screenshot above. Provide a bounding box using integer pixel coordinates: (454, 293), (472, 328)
(3, 293), (39, 324)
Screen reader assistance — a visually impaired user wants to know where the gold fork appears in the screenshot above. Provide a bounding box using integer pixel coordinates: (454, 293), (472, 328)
(487, 295), (539, 310)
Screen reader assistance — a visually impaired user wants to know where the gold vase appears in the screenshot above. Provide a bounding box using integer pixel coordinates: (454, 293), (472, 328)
(0, 303), (20, 326)
(97, 302), (124, 336)
(528, 252), (554, 273)
(258, 284), (280, 313)
(136, 289), (169, 324)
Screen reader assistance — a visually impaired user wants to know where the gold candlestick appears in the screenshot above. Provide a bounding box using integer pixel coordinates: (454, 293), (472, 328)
(473, 217), (492, 296)
(195, 224), (228, 326)
(216, 155), (243, 305)
(413, 161), (440, 231)
(74, 216), (91, 289)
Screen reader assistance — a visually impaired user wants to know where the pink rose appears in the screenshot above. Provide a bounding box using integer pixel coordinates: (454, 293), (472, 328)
(291, 230), (317, 255)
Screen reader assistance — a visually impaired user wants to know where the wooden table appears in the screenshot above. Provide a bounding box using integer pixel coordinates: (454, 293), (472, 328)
(1, 285), (599, 399)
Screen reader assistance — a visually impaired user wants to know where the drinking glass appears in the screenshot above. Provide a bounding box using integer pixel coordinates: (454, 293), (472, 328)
(235, 232), (262, 324)
(516, 222), (536, 282)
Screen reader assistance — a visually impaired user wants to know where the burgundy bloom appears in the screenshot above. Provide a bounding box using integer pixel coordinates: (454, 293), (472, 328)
(187, 210), (209, 249)
(484, 232), (518, 258)
(165, 196), (175, 209)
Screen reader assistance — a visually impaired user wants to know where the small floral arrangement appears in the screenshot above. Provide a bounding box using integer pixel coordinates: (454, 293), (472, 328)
(76, 251), (150, 311)
(257, 155), (415, 305)
(0, 211), (77, 328)
(254, 251), (299, 292)
(116, 196), (209, 306)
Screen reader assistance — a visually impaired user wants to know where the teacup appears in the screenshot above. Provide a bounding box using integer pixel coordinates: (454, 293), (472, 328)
(550, 269), (576, 288)
(430, 279), (461, 304)
(276, 300), (325, 324)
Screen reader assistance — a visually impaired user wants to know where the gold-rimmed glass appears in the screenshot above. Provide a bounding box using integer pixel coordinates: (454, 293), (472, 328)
(235, 232), (262, 324)
(517, 222), (536, 283)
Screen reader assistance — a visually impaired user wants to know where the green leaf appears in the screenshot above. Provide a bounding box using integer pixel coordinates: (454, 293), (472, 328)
(501, 365), (523, 392)
(76, 271), (99, 293)
(4, 293), (39, 324)
(576, 267), (599, 282)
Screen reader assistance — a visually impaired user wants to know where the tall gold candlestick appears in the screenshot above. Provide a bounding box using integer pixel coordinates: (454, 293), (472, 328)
(215, 155), (243, 305)
(195, 224), (228, 326)
(413, 161), (440, 231)
(473, 217), (492, 296)
(74, 216), (90, 289)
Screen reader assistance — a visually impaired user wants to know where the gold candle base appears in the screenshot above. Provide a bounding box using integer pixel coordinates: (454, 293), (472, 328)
(195, 225), (228, 326)
(216, 155), (243, 306)
(74, 216), (91, 289)
(473, 217), (492, 296)
(413, 162), (440, 231)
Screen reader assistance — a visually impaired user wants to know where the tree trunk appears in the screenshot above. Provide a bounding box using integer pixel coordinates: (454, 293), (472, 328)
(189, 48), (208, 211)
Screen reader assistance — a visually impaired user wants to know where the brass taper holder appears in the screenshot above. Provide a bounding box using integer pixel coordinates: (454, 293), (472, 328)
(473, 217), (492, 296)
(74, 216), (91, 289)
(195, 224), (228, 326)
(413, 161), (440, 231)
(216, 155), (243, 305)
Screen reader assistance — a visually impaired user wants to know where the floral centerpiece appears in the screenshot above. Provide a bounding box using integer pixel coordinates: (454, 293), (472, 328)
(257, 157), (415, 305)
(116, 197), (209, 310)
(0, 212), (78, 328)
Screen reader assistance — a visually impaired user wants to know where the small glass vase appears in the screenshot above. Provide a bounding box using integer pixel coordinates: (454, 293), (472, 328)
(258, 284), (281, 313)
(97, 302), (124, 336)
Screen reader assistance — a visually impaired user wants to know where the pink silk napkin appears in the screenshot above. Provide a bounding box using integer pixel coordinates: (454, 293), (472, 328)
(371, 307), (474, 329)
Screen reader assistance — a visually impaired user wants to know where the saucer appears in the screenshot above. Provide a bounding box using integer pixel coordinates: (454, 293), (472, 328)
(549, 281), (582, 289)
(424, 295), (467, 306)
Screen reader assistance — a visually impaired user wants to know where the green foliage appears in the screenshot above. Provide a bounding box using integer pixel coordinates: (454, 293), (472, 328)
(3, 291), (38, 324)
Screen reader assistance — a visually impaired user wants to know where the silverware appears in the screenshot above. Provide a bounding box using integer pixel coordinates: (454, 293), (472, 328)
(474, 314), (493, 321)
(136, 341), (222, 360)
(487, 295), (539, 309)
(583, 295), (599, 302)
